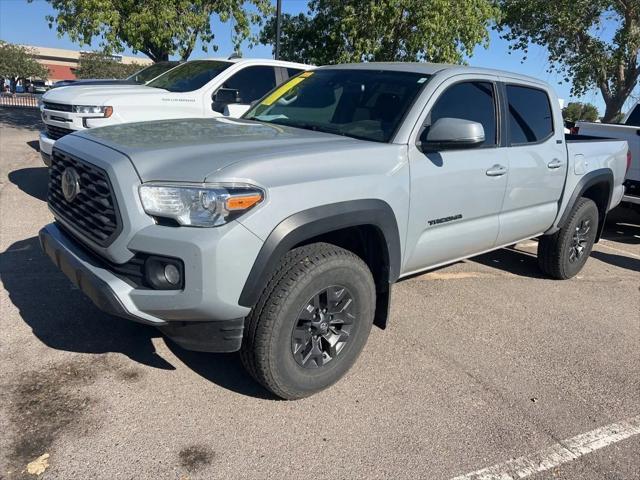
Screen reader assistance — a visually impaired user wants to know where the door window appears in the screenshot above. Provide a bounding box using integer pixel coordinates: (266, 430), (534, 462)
(425, 81), (497, 147)
(286, 68), (305, 78)
(506, 85), (554, 144)
(222, 66), (277, 104)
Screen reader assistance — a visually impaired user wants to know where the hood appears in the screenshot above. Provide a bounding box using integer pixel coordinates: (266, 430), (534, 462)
(74, 117), (363, 182)
(43, 84), (166, 105)
(52, 79), (137, 89)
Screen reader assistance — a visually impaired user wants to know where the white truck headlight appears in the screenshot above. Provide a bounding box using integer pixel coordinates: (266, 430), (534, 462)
(139, 183), (264, 227)
(73, 105), (113, 117)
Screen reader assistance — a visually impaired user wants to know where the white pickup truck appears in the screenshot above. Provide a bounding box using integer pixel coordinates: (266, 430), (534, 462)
(38, 57), (311, 165)
(577, 101), (639, 209)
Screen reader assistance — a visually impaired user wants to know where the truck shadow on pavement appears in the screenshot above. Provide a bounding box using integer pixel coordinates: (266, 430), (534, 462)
(1, 236), (275, 399)
(470, 245), (547, 279)
(2, 237), (174, 370)
(0, 107), (42, 131)
(164, 343), (276, 400)
(602, 206), (640, 245)
(9, 167), (49, 202)
(590, 250), (640, 272)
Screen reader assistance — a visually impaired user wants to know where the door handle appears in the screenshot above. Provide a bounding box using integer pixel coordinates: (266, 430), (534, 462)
(547, 158), (564, 169)
(486, 164), (508, 177)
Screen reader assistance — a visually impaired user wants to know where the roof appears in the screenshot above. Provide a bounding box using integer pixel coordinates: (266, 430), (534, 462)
(21, 45), (153, 65)
(193, 57), (313, 69)
(318, 62), (548, 86)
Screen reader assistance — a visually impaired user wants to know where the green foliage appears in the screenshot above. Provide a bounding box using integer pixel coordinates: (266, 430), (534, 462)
(497, 0), (640, 122)
(260, 0), (499, 65)
(40, 0), (273, 62)
(0, 40), (49, 81)
(75, 52), (143, 79)
(562, 102), (599, 123)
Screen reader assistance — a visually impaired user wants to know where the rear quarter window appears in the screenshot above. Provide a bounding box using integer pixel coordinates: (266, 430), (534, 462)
(506, 85), (554, 145)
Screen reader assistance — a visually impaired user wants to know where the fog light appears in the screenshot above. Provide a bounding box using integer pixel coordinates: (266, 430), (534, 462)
(164, 264), (180, 285)
(144, 255), (184, 290)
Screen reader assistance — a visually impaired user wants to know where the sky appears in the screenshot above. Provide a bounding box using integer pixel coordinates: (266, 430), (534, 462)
(0, 0), (631, 115)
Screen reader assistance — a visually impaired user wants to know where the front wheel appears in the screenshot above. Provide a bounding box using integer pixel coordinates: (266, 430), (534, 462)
(240, 243), (376, 399)
(538, 197), (599, 279)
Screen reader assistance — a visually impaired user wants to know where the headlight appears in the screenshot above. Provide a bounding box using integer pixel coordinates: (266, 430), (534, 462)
(73, 105), (113, 117)
(139, 183), (264, 227)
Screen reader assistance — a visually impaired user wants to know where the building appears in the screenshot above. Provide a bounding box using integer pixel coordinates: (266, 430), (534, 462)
(21, 45), (153, 84)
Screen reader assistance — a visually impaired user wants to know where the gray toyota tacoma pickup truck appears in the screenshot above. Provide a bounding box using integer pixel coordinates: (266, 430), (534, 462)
(39, 63), (628, 399)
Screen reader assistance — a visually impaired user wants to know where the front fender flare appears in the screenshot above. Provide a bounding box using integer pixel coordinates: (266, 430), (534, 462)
(238, 199), (401, 308)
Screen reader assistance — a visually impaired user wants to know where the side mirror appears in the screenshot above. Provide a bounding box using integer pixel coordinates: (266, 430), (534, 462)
(418, 117), (485, 151)
(213, 88), (240, 104)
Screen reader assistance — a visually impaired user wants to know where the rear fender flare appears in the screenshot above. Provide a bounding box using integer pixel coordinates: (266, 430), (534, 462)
(554, 168), (613, 241)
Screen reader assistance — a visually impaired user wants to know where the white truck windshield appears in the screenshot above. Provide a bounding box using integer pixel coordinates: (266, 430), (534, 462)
(147, 60), (232, 92)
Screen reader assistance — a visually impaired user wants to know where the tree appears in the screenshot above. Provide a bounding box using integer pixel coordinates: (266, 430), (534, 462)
(562, 102), (600, 123)
(41, 0), (273, 62)
(260, 0), (499, 65)
(0, 41), (49, 91)
(497, 0), (640, 122)
(75, 53), (143, 79)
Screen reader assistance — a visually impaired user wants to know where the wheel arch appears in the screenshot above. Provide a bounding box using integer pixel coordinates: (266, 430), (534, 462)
(556, 169), (613, 242)
(238, 199), (402, 329)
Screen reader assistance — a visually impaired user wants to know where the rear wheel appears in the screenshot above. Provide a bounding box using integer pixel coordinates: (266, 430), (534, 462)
(240, 243), (375, 399)
(538, 197), (598, 279)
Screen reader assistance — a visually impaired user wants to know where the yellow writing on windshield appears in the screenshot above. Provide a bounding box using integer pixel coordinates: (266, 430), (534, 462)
(261, 71), (314, 106)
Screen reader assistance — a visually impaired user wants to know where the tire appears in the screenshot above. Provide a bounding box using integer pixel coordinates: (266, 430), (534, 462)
(240, 242), (376, 399)
(538, 197), (599, 279)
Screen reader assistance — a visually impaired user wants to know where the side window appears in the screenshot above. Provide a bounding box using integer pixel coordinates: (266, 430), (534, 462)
(286, 68), (305, 79)
(506, 85), (554, 144)
(426, 81), (497, 147)
(625, 104), (640, 126)
(223, 66), (277, 103)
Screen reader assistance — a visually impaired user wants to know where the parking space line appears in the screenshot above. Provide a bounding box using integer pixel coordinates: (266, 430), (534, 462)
(450, 415), (640, 480)
(597, 240), (640, 258)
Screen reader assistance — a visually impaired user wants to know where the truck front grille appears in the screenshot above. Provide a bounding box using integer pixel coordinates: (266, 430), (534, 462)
(46, 125), (74, 140)
(48, 151), (122, 247)
(43, 101), (73, 112)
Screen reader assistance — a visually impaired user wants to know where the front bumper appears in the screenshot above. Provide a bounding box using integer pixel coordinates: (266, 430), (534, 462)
(39, 223), (163, 325)
(39, 131), (55, 166)
(39, 222), (261, 352)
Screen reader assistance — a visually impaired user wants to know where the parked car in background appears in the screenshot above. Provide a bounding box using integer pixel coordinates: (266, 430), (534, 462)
(38, 58), (312, 165)
(28, 80), (49, 94)
(576, 101), (639, 210)
(39, 63), (628, 399)
(51, 61), (181, 89)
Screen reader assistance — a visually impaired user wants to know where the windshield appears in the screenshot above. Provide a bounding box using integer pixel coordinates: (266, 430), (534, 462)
(244, 69), (430, 142)
(147, 60), (232, 92)
(128, 62), (179, 84)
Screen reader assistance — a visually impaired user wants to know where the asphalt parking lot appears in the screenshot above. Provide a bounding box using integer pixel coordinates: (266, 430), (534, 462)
(1, 108), (638, 480)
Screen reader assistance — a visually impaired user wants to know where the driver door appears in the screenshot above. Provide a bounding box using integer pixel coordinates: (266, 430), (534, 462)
(211, 65), (278, 117)
(403, 78), (509, 274)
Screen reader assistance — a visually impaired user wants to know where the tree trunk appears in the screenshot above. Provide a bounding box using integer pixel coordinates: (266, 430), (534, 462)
(602, 96), (627, 123)
(144, 49), (170, 63)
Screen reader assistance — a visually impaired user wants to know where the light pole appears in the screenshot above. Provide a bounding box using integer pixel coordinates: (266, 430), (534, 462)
(275, 0), (282, 60)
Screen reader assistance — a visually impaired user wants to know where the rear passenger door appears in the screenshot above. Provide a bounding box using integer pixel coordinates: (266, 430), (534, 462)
(496, 83), (566, 245)
(404, 77), (509, 274)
